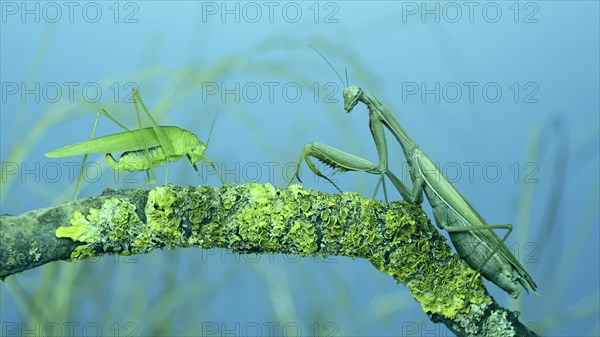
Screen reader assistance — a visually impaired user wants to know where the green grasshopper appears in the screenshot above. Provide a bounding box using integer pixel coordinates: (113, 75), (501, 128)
(45, 88), (222, 200)
(290, 49), (538, 298)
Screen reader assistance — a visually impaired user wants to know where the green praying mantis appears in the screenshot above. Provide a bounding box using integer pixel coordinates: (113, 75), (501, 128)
(290, 49), (538, 298)
(45, 88), (222, 200)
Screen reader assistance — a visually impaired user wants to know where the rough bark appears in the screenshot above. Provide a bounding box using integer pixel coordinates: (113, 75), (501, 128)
(0, 183), (538, 337)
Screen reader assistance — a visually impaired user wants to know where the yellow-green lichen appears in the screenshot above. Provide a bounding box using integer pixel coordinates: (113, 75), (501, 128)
(183, 185), (229, 248)
(384, 211), (416, 244)
(320, 209), (343, 245)
(56, 212), (100, 243)
(238, 218), (269, 247)
(329, 194), (363, 256)
(233, 183), (312, 253)
(286, 184), (310, 197)
(198, 221), (227, 248)
(55, 198), (143, 258)
(284, 220), (317, 256)
(344, 199), (421, 271)
(455, 303), (487, 335)
(406, 252), (490, 318)
(370, 202), (491, 318)
(248, 182), (276, 204)
(55, 186), (187, 258)
(220, 186), (238, 210)
(145, 186), (181, 248)
(482, 309), (515, 336)
(234, 183), (274, 251)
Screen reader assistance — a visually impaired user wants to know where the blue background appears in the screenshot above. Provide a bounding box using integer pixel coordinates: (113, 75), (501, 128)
(1, 1), (598, 336)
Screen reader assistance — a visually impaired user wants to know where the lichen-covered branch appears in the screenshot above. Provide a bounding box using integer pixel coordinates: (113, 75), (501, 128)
(0, 183), (537, 337)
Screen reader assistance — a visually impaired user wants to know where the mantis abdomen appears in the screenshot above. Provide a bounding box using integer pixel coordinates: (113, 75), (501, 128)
(415, 149), (537, 298)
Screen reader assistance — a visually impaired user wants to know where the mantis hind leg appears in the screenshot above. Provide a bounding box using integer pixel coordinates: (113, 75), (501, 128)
(445, 223), (514, 286)
(289, 142), (392, 200)
(372, 173), (389, 201)
(73, 109), (131, 200)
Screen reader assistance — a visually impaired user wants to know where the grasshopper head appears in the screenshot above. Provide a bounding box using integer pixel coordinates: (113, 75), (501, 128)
(188, 142), (208, 164)
(175, 129), (207, 164)
(343, 86), (362, 112)
(187, 133), (222, 183)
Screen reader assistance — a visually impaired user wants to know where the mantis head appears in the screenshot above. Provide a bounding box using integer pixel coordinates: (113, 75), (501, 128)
(308, 45), (361, 113)
(343, 86), (362, 113)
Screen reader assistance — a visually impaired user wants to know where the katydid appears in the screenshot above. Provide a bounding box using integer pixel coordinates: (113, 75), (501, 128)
(290, 48), (537, 298)
(45, 88), (223, 200)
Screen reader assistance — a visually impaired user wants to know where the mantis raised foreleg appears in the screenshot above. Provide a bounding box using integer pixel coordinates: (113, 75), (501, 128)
(290, 103), (400, 201)
(291, 141), (412, 202)
(290, 48), (537, 298)
(45, 88), (223, 200)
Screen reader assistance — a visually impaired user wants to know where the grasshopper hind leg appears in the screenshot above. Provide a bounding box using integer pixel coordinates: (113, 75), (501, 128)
(73, 109), (131, 200)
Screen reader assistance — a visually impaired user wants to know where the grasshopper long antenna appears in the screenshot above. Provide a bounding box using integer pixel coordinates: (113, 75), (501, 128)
(345, 68), (349, 88)
(309, 44), (346, 88)
(206, 106), (220, 147)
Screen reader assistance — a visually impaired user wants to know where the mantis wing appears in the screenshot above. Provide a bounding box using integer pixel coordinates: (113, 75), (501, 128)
(45, 126), (184, 158)
(414, 150), (538, 293)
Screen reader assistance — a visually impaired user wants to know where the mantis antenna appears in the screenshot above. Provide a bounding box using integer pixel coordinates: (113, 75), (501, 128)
(309, 44), (348, 88)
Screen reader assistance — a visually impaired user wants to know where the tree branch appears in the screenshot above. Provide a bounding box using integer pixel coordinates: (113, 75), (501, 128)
(0, 183), (537, 337)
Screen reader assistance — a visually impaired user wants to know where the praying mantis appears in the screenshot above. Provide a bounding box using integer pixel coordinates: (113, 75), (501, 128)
(45, 88), (222, 200)
(290, 49), (538, 298)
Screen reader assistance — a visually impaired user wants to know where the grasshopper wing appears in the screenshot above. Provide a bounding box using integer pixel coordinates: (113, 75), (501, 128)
(45, 126), (183, 158)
